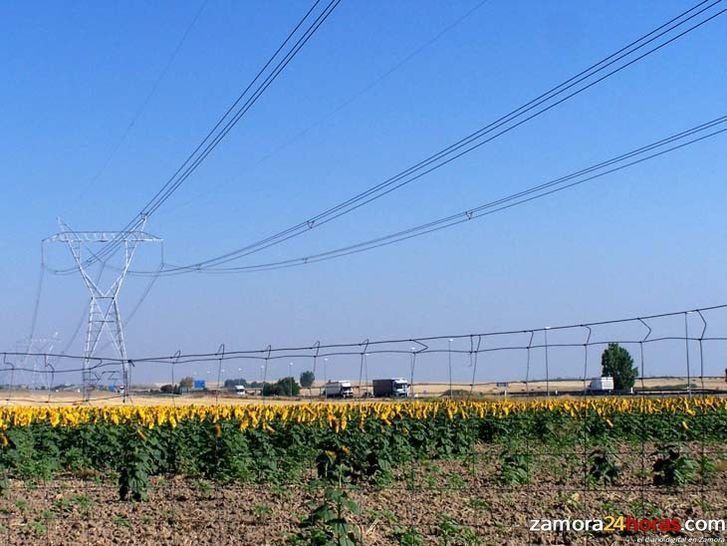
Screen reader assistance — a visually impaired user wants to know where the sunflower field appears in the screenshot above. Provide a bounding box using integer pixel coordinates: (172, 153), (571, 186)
(0, 397), (724, 501)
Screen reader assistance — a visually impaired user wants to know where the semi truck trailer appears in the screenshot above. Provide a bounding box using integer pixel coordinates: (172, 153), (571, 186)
(324, 380), (354, 399)
(372, 378), (410, 398)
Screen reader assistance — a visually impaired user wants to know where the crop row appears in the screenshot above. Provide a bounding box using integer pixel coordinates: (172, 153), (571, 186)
(1, 396), (724, 430)
(0, 397), (724, 500)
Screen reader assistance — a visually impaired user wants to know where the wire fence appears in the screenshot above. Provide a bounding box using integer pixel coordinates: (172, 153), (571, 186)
(0, 304), (725, 544)
(2, 303), (727, 403)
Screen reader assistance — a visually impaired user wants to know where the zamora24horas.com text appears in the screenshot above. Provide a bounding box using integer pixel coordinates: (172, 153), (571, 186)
(529, 516), (726, 536)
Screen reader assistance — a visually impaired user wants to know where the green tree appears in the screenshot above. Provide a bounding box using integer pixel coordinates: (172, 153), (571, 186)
(223, 378), (247, 389)
(179, 377), (194, 389)
(600, 343), (638, 391)
(299, 370), (315, 389)
(281, 377), (301, 396)
(262, 377), (300, 397)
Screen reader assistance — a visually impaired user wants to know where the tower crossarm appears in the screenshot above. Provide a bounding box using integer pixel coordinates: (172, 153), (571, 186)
(45, 231), (161, 244)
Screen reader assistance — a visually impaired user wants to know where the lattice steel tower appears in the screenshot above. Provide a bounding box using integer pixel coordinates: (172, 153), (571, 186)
(15, 334), (60, 390)
(46, 219), (161, 401)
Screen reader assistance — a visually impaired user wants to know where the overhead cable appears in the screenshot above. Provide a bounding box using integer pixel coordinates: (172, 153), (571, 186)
(147, 0), (726, 274)
(127, 114), (727, 275)
(58, 0), (341, 273)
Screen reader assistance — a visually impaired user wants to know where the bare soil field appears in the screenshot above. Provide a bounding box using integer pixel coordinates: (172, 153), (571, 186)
(1, 442), (724, 545)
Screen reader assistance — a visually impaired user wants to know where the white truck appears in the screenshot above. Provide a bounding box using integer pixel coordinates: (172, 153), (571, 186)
(588, 376), (614, 393)
(324, 380), (354, 399)
(373, 378), (410, 398)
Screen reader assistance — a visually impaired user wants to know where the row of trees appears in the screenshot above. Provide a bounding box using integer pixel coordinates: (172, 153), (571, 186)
(223, 371), (316, 391)
(159, 371), (317, 397)
(262, 377), (300, 396)
(162, 376), (307, 397)
(222, 378), (264, 390)
(160, 376), (195, 394)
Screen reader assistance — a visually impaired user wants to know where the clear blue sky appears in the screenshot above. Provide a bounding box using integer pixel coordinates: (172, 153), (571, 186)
(1, 0), (726, 384)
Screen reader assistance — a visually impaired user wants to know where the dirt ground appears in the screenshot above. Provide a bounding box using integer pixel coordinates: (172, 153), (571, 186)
(1, 443), (724, 545)
(3, 377), (725, 407)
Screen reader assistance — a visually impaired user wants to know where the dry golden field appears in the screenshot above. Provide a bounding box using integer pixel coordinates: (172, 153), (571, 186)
(1, 376), (723, 406)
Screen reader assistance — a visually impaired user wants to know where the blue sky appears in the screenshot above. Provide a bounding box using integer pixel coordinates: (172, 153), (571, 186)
(1, 0), (726, 383)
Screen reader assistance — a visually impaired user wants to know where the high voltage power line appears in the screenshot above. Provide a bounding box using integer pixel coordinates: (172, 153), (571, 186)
(115, 0), (725, 275)
(47, 0), (725, 280)
(32, 0), (339, 360)
(164, 116), (727, 274)
(55, 0), (341, 274)
(36, 2), (726, 362)
(43, 113), (727, 280)
(116, 114), (725, 275)
(81, 0), (209, 192)
(159, 0), (493, 218)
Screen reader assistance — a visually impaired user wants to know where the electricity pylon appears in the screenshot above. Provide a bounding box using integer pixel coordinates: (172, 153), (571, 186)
(15, 334), (59, 390)
(46, 219), (161, 401)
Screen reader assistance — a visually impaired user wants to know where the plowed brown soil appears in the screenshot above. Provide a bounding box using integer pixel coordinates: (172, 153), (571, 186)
(1, 443), (724, 545)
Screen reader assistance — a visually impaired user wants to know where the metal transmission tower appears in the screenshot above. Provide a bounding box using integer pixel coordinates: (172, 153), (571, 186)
(45, 219), (162, 401)
(15, 334), (60, 390)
